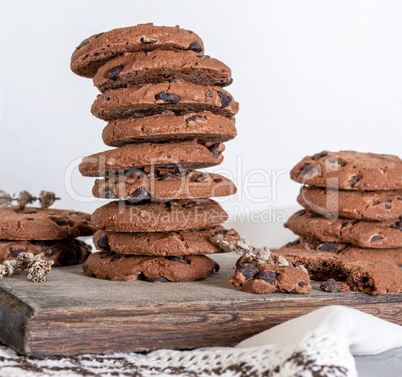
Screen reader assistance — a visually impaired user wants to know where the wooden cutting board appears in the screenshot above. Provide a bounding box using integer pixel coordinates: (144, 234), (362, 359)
(0, 253), (401, 357)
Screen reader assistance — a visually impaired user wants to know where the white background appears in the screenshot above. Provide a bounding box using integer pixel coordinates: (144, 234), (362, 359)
(0, 0), (401, 247)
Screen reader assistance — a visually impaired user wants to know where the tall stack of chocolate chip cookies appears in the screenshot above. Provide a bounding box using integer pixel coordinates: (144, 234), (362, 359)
(71, 23), (240, 282)
(285, 151), (402, 267)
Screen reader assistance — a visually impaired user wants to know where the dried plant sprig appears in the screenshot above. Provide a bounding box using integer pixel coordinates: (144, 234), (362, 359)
(209, 236), (274, 263)
(17, 190), (37, 208)
(0, 260), (18, 278)
(38, 191), (60, 209)
(0, 190), (60, 209)
(26, 259), (53, 283)
(0, 253), (53, 283)
(209, 235), (308, 273)
(0, 191), (13, 208)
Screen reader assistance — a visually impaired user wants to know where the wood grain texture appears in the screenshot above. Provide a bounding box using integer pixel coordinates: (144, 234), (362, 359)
(0, 253), (401, 357)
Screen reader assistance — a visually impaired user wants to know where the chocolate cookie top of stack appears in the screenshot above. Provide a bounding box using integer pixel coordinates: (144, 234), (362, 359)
(0, 206), (95, 240)
(71, 23), (204, 78)
(291, 151), (402, 191)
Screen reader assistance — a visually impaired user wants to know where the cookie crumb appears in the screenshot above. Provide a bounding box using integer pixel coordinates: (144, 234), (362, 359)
(320, 278), (350, 293)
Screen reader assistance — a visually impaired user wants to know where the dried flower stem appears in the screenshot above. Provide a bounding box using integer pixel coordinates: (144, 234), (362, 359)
(209, 235), (308, 274)
(0, 253), (53, 283)
(0, 190), (60, 209)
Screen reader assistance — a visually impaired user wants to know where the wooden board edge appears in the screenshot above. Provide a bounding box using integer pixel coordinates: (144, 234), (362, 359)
(0, 288), (35, 355)
(23, 300), (402, 357)
(30, 286), (402, 319)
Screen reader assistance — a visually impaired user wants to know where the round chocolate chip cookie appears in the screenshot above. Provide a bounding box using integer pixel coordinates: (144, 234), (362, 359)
(92, 169), (236, 200)
(285, 210), (402, 249)
(286, 237), (402, 266)
(297, 186), (402, 221)
(79, 140), (225, 177)
(91, 199), (228, 233)
(93, 226), (240, 256)
(291, 151), (402, 191)
(82, 251), (219, 282)
(0, 207), (95, 240)
(91, 81), (239, 120)
(93, 50), (232, 92)
(102, 111), (236, 147)
(0, 239), (91, 266)
(71, 23), (204, 78)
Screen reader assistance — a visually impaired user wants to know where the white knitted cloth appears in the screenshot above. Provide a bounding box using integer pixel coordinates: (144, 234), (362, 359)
(0, 332), (354, 377)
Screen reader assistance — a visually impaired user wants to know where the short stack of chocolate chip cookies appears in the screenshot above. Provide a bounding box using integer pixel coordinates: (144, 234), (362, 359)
(0, 207), (94, 266)
(285, 151), (402, 267)
(71, 23), (240, 282)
